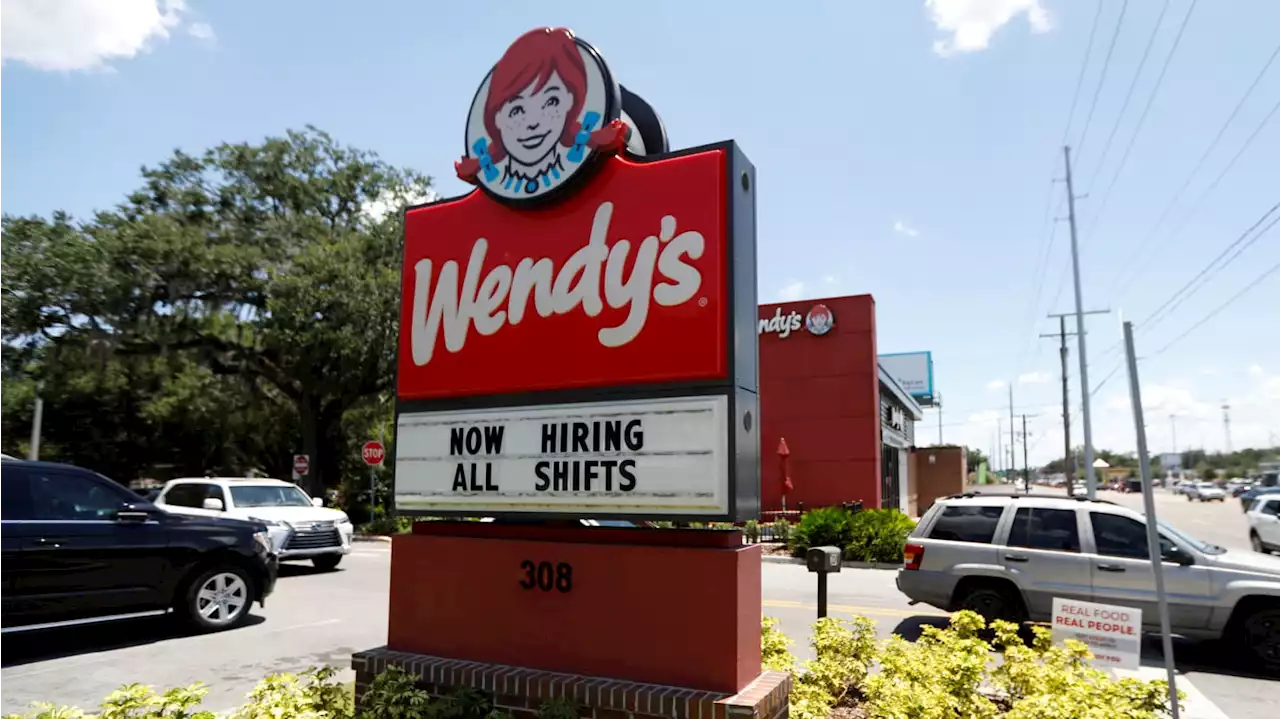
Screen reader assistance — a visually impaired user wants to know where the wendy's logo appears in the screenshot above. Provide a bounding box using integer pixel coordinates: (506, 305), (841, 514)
(805, 304), (834, 336)
(456, 28), (633, 207)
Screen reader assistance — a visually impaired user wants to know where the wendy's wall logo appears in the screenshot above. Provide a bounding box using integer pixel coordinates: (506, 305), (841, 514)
(456, 28), (649, 206)
(805, 304), (834, 336)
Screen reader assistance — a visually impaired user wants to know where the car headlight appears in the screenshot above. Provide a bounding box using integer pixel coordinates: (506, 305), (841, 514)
(253, 530), (272, 554)
(249, 517), (287, 528)
(335, 512), (350, 525)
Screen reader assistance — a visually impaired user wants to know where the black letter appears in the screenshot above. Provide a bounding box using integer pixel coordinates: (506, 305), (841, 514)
(484, 462), (498, 491)
(583, 460), (599, 491)
(591, 421), (601, 452)
(553, 461), (569, 491)
(452, 464), (467, 491)
(465, 427), (482, 455)
(559, 422), (568, 453)
(520, 560), (535, 589)
(534, 462), (551, 491)
(619, 459), (637, 491)
(484, 425), (505, 454)
(542, 424), (557, 454)
(450, 428), (465, 456)
(468, 463), (482, 491)
(571, 422), (589, 453)
(571, 460), (582, 491)
(600, 460), (618, 491)
(624, 420), (644, 451)
(604, 421), (622, 451)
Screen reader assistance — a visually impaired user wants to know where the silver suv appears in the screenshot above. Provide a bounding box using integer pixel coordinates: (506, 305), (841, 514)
(896, 493), (1280, 667)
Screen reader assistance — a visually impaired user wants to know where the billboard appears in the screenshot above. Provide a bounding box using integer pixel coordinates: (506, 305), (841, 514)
(393, 29), (760, 521)
(879, 351), (934, 401)
(1158, 453), (1182, 472)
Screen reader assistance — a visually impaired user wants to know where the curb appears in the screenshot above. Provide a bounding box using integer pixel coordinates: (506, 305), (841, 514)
(760, 555), (899, 570)
(353, 534), (395, 543)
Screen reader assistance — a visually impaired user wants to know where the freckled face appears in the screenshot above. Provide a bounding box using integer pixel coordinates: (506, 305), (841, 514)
(494, 71), (574, 166)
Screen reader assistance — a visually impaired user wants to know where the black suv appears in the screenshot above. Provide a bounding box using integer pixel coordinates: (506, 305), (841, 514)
(2, 460), (278, 634)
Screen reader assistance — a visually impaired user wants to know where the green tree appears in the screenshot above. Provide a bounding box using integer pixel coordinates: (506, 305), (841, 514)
(965, 447), (988, 474)
(1, 127), (431, 494)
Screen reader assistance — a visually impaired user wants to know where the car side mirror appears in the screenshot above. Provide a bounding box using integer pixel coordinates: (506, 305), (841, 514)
(1162, 544), (1194, 566)
(202, 497), (225, 511)
(311, 497), (324, 507)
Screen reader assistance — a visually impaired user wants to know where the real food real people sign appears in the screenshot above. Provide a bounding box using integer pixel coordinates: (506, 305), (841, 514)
(1051, 597), (1142, 670)
(392, 28), (759, 520)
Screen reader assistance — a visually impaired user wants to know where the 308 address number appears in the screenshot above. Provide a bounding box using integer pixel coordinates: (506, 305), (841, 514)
(520, 560), (572, 593)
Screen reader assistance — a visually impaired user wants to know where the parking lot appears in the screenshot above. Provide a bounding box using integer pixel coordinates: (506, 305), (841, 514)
(2, 495), (1277, 719)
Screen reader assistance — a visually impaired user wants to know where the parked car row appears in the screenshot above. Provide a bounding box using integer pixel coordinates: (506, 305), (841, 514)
(2, 459), (280, 635)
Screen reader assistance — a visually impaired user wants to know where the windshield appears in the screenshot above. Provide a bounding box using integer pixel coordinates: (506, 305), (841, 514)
(1159, 521), (1225, 555)
(230, 485), (312, 508)
(1197, 482), (1216, 489)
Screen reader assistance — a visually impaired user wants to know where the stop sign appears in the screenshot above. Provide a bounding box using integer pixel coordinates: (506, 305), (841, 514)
(292, 454), (310, 477)
(362, 441), (386, 466)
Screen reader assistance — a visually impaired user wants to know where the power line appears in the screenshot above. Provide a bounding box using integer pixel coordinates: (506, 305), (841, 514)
(1138, 198), (1280, 330)
(1075, 0), (1131, 163)
(1082, 0), (1174, 193)
(1149, 258), (1280, 357)
(1081, 0), (1199, 241)
(1111, 35), (1280, 294)
(1063, 0), (1108, 146)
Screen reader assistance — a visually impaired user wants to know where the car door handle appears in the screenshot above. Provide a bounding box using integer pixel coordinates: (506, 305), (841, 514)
(35, 537), (67, 549)
(1096, 563), (1126, 572)
(1005, 554), (1030, 563)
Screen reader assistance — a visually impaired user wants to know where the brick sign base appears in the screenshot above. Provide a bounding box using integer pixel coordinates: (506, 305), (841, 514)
(351, 648), (792, 719)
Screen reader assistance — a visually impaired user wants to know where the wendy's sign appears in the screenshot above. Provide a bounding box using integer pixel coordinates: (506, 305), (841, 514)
(395, 28), (759, 521)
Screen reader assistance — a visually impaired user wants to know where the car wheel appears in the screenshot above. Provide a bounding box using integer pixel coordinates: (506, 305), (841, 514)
(181, 566), (253, 632)
(1251, 532), (1268, 554)
(312, 554), (342, 571)
(956, 584), (1025, 625)
(1239, 606), (1280, 669)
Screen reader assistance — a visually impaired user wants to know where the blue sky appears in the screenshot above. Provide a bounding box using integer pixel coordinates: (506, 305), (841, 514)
(3, 0), (1278, 465)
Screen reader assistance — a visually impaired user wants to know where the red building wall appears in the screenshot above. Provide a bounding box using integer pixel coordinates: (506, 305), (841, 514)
(758, 295), (882, 512)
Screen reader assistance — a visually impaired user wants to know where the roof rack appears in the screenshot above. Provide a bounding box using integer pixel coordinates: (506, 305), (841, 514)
(942, 491), (1116, 506)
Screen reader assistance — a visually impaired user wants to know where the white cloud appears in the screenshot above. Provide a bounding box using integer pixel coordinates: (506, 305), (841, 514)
(1199, 366), (1219, 377)
(187, 21), (215, 45)
(892, 220), (919, 238)
(777, 281), (807, 302)
(1018, 371), (1050, 385)
(1249, 364), (1265, 377)
(823, 275), (838, 285)
(1, 0), (197, 72)
(926, 0), (1051, 57)
(986, 379), (1006, 390)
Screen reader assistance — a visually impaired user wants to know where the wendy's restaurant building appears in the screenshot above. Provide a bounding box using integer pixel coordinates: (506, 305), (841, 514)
(758, 294), (924, 515)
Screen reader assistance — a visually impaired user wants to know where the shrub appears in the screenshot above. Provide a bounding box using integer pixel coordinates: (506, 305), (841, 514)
(771, 518), (791, 543)
(357, 665), (431, 719)
(789, 507), (853, 557)
(845, 509), (915, 563)
(233, 667), (350, 719)
(761, 616), (796, 672)
(743, 519), (760, 543)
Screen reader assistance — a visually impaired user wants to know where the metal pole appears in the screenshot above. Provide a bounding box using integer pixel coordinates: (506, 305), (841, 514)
(997, 418), (1003, 477)
(1170, 414), (1178, 454)
(938, 393), (943, 445)
(816, 573), (829, 619)
(1063, 145), (1098, 499)
(28, 385), (44, 461)
(1060, 319), (1073, 496)
(1008, 384), (1016, 482)
(1123, 321), (1180, 719)
(1022, 414), (1030, 495)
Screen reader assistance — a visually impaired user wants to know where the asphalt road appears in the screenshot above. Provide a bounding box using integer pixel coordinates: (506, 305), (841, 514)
(3, 531), (1275, 719)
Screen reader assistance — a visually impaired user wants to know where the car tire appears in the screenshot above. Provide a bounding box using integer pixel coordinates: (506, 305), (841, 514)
(1234, 605), (1280, 670)
(955, 583), (1025, 625)
(180, 565), (254, 632)
(312, 554), (342, 571)
(1251, 532), (1268, 554)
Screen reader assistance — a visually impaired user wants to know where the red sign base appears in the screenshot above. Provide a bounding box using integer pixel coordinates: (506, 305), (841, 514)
(378, 522), (763, 693)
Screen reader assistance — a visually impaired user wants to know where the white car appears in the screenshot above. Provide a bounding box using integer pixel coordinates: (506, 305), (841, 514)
(1248, 495), (1280, 554)
(155, 477), (354, 570)
(1188, 481), (1226, 502)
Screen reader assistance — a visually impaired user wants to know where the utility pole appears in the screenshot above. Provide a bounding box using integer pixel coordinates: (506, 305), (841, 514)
(1170, 414), (1178, 454)
(1008, 384), (1016, 481)
(1021, 414), (1031, 494)
(1062, 145), (1103, 499)
(937, 393), (943, 445)
(997, 418), (1003, 477)
(1222, 403), (1232, 453)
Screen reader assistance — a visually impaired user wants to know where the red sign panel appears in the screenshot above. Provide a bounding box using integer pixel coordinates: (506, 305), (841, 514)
(362, 441), (386, 466)
(292, 454), (310, 476)
(397, 149), (728, 401)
